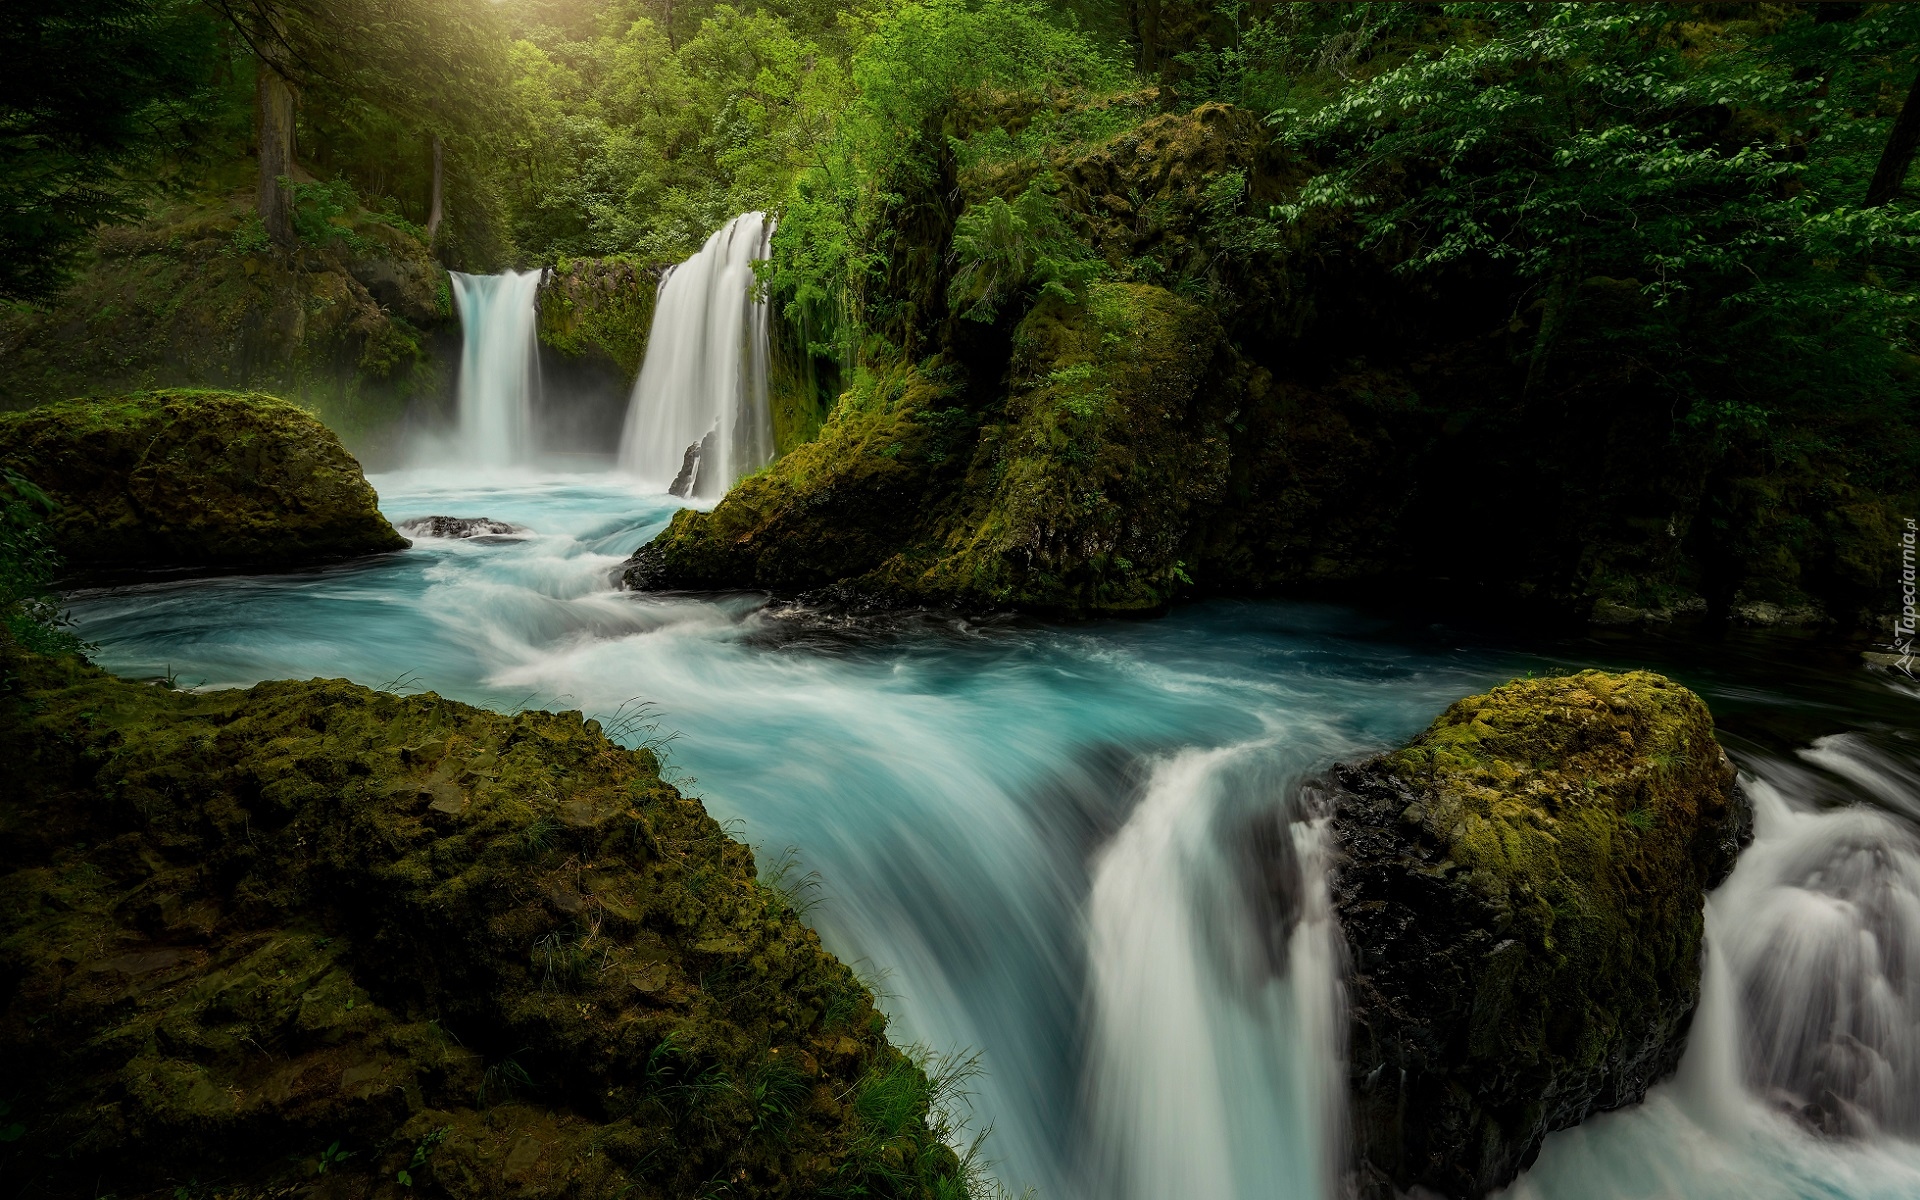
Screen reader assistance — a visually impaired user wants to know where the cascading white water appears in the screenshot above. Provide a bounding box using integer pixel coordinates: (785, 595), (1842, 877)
(1085, 744), (1347, 1200)
(617, 213), (774, 498)
(1711, 736), (1920, 1137)
(1507, 731), (1920, 1199)
(450, 269), (544, 467)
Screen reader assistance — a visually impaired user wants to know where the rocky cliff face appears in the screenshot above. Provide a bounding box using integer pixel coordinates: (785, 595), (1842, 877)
(626, 97), (1914, 631)
(0, 647), (964, 1200)
(0, 389), (408, 573)
(627, 282), (1236, 614)
(1322, 670), (1750, 1198)
(0, 195), (452, 461)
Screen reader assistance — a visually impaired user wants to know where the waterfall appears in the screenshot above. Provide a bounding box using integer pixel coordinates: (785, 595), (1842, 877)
(450, 269), (543, 467)
(617, 213), (774, 498)
(1084, 743), (1346, 1200)
(1700, 735), (1920, 1137)
(1505, 730), (1920, 1199)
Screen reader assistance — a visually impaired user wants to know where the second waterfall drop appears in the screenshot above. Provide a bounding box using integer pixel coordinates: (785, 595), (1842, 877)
(618, 212), (774, 498)
(450, 269), (543, 467)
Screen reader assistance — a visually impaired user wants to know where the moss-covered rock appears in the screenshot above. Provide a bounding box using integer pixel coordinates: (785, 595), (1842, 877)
(536, 258), (661, 384)
(0, 389), (408, 572)
(1323, 670), (1749, 1199)
(626, 282), (1236, 616)
(0, 193), (452, 459)
(0, 646), (962, 1199)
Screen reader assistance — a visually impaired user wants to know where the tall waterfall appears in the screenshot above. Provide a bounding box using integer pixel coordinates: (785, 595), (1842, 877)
(618, 212), (774, 498)
(450, 269), (543, 467)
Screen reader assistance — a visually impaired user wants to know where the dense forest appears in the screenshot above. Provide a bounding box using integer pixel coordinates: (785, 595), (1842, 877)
(5, 0), (1917, 629)
(3, 6), (1920, 1200)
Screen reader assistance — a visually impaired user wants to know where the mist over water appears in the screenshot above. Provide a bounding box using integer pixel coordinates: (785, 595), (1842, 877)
(65, 474), (1920, 1200)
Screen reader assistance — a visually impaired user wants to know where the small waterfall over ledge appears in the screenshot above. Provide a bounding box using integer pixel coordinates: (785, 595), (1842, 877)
(618, 213), (774, 498)
(450, 269), (543, 466)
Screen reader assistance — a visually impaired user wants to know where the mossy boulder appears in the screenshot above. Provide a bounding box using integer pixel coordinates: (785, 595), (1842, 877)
(1323, 670), (1749, 1198)
(536, 258), (661, 384)
(626, 282), (1236, 616)
(0, 389), (408, 573)
(0, 646), (961, 1199)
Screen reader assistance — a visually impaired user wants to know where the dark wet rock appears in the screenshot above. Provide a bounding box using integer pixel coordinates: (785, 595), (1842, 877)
(0, 645), (961, 1200)
(668, 429), (719, 499)
(0, 389), (408, 573)
(396, 515), (527, 539)
(1322, 670), (1751, 1199)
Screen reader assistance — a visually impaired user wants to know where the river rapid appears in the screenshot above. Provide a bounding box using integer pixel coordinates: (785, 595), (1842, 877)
(65, 471), (1920, 1200)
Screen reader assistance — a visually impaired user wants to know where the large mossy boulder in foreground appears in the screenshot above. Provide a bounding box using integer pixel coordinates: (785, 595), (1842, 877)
(0, 389), (407, 572)
(626, 282), (1235, 616)
(0, 648), (959, 1199)
(1326, 670), (1749, 1199)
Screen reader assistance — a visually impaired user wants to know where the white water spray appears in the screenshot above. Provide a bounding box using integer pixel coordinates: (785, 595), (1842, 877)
(617, 213), (774, 498)
(1505, 732), (1920, 1199)
(450, 269), (543, 467)
(1085, 744), (1346, 1200)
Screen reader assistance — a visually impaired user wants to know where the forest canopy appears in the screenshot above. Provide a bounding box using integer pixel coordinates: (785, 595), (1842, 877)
(6, 0), (1920, 458)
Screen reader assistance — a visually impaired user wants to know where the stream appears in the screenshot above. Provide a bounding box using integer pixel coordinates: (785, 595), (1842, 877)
(64, 471), (1920, 1200)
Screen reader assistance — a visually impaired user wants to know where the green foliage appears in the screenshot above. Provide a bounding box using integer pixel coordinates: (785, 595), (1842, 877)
(1269, 3), (1920, 427)
(769, 0), (1123, 365)
(0, 0), (227, 300)
(313, 1141), (355, 1175)
(0, 470), (84, 657)
(1168, 1), (1299, 111)
(394, 1124), (449, 1187)
(500, 4), (846, 262)
(948, 179), (1105, 323)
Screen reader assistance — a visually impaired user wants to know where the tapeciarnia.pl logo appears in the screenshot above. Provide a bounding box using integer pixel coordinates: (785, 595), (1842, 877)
(1897, 517), (1917, 680)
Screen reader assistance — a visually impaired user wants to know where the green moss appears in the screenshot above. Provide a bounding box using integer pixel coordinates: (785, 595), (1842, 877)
(0, 389), (409, 572)
(0, 194), (450, 461)
(1337, 670), (1749, 1197)
(0, 646), (962, 1199)
(536, 258), (662, 384)
(628, 282), (1236, 616)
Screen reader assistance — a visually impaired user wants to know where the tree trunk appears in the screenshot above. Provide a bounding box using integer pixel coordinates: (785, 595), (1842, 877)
(256, 61), (297, 245)
(1867, 68), (1920, 207)
(1130, 0), (1162, 73)
(426, 134), (445, 246)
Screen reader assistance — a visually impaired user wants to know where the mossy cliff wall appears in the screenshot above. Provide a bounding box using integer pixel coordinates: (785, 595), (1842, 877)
(1322, 670), (1750, 1199)
(0, 390), (407, 573)
(0, 647), (963, 1200)
(0, 195), (452, 464)
(633, 100), (1915, 629)
(535, 259), (660, 384)
(627, 281), (1234, 614)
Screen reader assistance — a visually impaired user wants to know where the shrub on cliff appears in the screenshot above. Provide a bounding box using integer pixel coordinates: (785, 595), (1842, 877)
(0, 470), (84, 656)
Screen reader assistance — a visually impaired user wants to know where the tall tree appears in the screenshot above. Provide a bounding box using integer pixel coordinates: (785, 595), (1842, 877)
(208, 0), (512, 250)
(1867, 65), (1920, 207)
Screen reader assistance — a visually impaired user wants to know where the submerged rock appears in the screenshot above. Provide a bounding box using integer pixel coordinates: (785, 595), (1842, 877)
(1324, 670), (1750, 1199)
(397, 515), (528, 539)
(0, 389), (408, 573)
(0, 647), (960, 1199)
